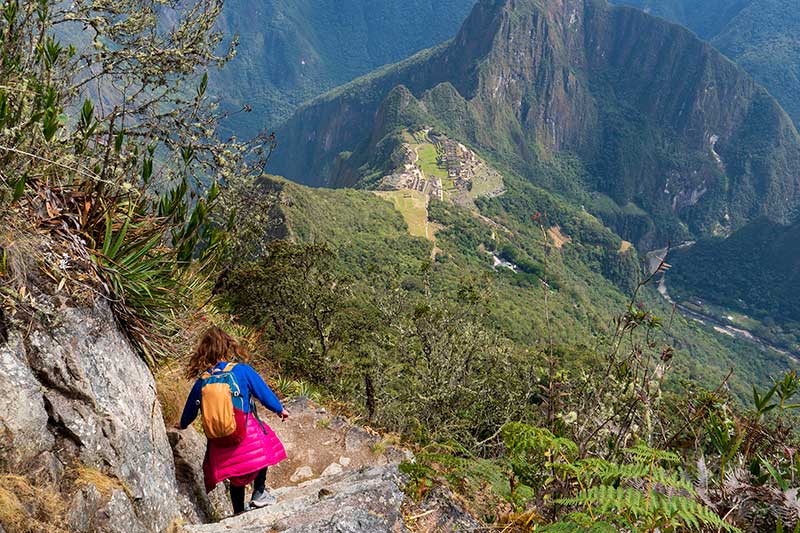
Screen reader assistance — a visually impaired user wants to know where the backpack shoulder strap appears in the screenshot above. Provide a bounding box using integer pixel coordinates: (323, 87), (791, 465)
(222, 362), (237, 372)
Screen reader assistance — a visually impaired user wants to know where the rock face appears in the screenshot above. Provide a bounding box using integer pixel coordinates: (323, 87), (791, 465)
(410, 486), (483, 532)
(182, 465), (409, 533)
(0, 296), (183, 532)
(169, 426), (234, 523)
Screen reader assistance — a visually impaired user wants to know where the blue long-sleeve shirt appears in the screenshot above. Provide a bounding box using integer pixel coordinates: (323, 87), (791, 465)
(179, 362), (283, 429)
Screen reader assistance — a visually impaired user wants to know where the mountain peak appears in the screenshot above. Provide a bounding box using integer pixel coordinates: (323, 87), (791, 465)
(271, 0), (800, 246)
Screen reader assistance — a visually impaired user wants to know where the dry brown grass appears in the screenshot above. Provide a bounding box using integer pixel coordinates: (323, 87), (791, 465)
(0, 217), (37, 290)
(0, 474), (69, 533)
(72, 465), (132, 501)
(155, 362), (195, 426)
(165, 517), (186, 533)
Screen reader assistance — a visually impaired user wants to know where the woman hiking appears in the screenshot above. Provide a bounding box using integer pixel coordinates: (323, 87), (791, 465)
(176, 326), (289, 514)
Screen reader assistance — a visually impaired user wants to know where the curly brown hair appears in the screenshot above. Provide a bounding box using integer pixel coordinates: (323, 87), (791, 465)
(185, 326), (250, 379)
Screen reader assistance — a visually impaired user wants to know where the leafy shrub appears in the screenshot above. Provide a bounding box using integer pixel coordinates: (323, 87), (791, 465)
(0, 0), (269, 363)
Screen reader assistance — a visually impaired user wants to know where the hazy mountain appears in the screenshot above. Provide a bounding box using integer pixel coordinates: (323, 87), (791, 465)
(212, 0), (476, 136)
(613, 0), (800, 125)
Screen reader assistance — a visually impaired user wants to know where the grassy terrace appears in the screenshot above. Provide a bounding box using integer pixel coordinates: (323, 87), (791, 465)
(415, 142), (447, 180)
(375, 189), (432, 240)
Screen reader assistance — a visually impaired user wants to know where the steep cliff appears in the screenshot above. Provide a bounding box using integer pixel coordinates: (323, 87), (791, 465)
(0, 289), (186, 532)
(613, 0), (800, 126)
(270, 0), (800, 247)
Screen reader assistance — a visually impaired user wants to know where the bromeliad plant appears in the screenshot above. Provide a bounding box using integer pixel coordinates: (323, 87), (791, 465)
(0, 0), (271, 363)
(688, 371), (800, 531)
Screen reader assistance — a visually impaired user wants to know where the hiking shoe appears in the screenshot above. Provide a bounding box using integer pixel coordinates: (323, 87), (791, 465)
(250, 490), (277, 508)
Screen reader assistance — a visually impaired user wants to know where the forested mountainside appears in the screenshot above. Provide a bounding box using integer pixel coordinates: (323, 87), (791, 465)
(270, 0), (800, 249)
(613, 0), (800, 126)
(667, 218), (800, 350)
(211, 0), (476, 136)
(242, 176), (792, 401)
(2, 0), (799, 531)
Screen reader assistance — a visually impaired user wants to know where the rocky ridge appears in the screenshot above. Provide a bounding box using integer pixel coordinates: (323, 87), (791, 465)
(0, 291), (184, 532)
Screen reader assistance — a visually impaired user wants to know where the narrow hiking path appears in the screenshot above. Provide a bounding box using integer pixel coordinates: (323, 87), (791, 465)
(176, 397), (479, 532)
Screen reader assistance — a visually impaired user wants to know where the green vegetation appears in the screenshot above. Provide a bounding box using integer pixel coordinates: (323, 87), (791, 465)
(0, 0), (248, 364)
(399, 321), (800, 531)
(668, 218), (800, 352)
(263, 0), (800, 407)
(215, 175), (798, 531)
(613, 0), (800, 126)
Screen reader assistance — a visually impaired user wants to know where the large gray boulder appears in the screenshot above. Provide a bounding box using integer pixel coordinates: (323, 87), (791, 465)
(0, 296), (183, 532)
(182, 464), (409, 533)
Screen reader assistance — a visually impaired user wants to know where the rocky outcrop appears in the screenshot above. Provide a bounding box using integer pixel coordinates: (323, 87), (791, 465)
(410, 486), (483, 532)
(182, 464), (408, 533)
(169, 426), (234, 522)
(0, 295), (184, 532)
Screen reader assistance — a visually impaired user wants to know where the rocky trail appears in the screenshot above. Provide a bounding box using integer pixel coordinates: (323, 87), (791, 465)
(0, 290), (478, 533)
(173, 398), (479, 532)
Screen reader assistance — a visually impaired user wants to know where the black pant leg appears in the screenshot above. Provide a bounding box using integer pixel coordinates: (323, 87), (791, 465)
(229, 483), (246, 514)
(253, 467), (268, 493)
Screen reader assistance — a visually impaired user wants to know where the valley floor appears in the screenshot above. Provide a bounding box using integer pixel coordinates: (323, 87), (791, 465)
(648, 245), (800, 365)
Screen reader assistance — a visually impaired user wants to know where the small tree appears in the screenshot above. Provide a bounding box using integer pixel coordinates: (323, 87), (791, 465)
(222, 241), (351, 380)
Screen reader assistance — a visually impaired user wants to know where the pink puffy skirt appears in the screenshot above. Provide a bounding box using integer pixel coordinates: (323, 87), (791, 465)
(203, 413), (287, 492)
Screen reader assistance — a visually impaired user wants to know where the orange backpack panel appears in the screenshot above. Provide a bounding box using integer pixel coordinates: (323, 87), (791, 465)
(199, 363), (247, 445)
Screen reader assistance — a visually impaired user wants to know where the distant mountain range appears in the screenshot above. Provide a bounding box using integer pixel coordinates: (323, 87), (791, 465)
(225, 0), (800, 394)
(270, 0), (800, 249)
(212, 0), (476, 137)
(612, 0), (800, 126)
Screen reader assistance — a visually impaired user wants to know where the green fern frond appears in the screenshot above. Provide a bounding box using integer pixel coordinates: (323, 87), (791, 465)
(569, 458), (695, 494)
(501, 422), (579, 459)
(556, 485), (742, 532)
(624, 443), (681, 465)
(537, 520), (618, 532)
